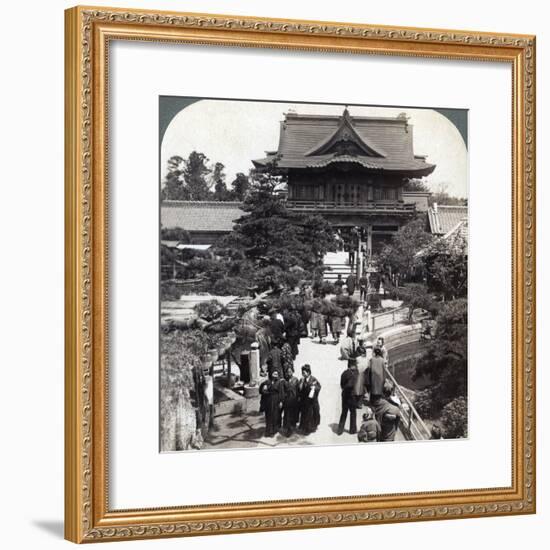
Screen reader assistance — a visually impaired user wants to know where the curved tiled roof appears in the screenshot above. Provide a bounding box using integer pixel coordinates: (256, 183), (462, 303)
(253, 110), (436, 176)
(427, 205), (468, 235)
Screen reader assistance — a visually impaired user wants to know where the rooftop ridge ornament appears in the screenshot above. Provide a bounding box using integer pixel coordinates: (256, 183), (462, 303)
(304, 107), (387, 158)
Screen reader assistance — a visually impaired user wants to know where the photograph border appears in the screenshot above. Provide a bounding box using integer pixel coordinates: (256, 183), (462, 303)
(65, 5), (536, 543)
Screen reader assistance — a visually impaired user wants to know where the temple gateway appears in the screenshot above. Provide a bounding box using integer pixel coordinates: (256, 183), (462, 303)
(253, 108), (436, 256)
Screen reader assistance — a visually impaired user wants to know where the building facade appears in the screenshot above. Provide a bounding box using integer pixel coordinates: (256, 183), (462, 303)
(253, 108), (436, 255)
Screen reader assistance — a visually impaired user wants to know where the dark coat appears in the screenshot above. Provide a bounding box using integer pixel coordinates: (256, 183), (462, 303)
(346, 274), (356, 294)
(366, 356), (386, 397)
(259, 378), (285, 437)
(298, 375), (321, 434)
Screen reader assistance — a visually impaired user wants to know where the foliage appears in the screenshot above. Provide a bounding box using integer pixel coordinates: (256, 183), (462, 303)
(413, 299), (467, 416)
(228, 165), (335, 270)
(160, 281), (183, 301)
(160, 330), (200, 422)
(404, 179), (429, 192)
(211, 277), (250, 296)
(428, 183), (467, 206)
(211, 162), (231, 201)
(161, 227), (192, 243)
(440, 397), (468, 438)
(161, 155), (187, 201)
(230, 172), (250, 201)
(392, 283), (440, 323)
(412, 388), (438, 419)
(378, 218), (433, 279)
(425, 231), (468, 299)
(194, 299), (228, 321)
(161, 151), (212, 201)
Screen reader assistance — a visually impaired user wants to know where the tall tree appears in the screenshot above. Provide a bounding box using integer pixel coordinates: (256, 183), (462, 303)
(414, 298), (468, 417)
(182, 151), (212, 200)
(378, 217), (433, 279)
(211, 162), (229, 201)
(230, 172), (251, 201)
(425, 229), (468, 299)
(161, 155), (186, 201)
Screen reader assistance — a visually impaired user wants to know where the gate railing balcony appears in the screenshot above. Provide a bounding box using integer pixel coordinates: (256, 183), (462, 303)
(286, 200), (416, 213)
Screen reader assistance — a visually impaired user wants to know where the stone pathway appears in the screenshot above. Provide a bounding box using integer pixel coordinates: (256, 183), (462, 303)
(205, 333), (404, 450)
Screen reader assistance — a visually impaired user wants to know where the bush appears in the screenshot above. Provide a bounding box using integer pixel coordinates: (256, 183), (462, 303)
(194, 299), (227, 321)
(412, 388), (437, 419)
(161, 281), (182, 301)
(440, 396), (468, 438)
(211, 277), (250, 296)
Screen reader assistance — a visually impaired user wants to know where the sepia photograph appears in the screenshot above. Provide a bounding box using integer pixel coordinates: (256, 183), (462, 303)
(159, 98), (468, 453)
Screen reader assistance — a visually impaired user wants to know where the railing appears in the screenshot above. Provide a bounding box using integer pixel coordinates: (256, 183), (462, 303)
(370, 306), (408, 331)
(384, 365), (431, 441)
(286, 200), (416, 213)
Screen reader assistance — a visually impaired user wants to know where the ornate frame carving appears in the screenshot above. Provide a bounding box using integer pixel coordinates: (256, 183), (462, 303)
(65, 5), (536, 543)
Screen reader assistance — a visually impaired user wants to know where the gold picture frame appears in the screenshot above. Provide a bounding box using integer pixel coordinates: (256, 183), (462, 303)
(65, 5), (536, 543)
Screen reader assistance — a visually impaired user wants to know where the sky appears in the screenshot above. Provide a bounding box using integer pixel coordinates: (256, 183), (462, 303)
(161, 99), (468, 199)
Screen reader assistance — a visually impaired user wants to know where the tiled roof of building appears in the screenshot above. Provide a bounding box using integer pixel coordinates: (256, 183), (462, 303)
(253, 109), (436, 176)
(161, 201), (244, 232)
(427, 204), (468, 235)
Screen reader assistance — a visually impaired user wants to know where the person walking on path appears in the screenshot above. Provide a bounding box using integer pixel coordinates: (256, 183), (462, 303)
(354, 340), (369, 407)
(337, 359), (359, 435)
(365, 346), (386, 403)
(329, 315), (344, 345)
(334, 274), (345, 295)
(298, 365), (322, 435)
(281, 366), (300, 437)
(345, 273), (356, 295)
(359, 273), (369, 303)
(340, 329), (356, 361)
(259, 370), (285, 438)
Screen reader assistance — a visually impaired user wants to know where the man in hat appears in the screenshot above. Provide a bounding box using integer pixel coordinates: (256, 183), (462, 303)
(298, 365), (321, 435)
(337, 358), (359, 435)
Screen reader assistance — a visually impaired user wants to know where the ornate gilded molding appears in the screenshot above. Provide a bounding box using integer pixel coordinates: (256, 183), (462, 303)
(66, 7), (535, 543)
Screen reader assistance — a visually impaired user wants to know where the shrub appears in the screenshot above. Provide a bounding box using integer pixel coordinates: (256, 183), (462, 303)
(440, 396), (468, 438)
(211, 277), (250, 296)
(194, 299), (227, 321)
(412, 388), (437, 419)
(161, 281), (182, 301)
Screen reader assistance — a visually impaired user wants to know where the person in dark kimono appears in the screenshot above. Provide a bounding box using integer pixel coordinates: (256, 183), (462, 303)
(337, 359), (359, 435)
(259, 370), (285, 438)
(298, 364), (321, 435)
(365, 346), (386, 404)
(266, 344), (284, 379)
(281, 366), (300, 437)
(345, 273), (356, 295)
(284, 307), (302, 359)
(270, 311), (285, 347)
(334, 274), (345, 295)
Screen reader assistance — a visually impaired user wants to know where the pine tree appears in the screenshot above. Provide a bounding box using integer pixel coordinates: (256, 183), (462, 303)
(182, 151), (212, 200)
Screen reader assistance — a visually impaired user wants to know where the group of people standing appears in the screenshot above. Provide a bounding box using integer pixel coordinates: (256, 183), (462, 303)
(259, 307), (322, 438)
(337, 336), (402, 443)
(259, 363), (322, 438)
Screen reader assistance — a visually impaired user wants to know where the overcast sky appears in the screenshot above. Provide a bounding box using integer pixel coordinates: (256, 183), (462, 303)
(161, 99), (468, 199)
